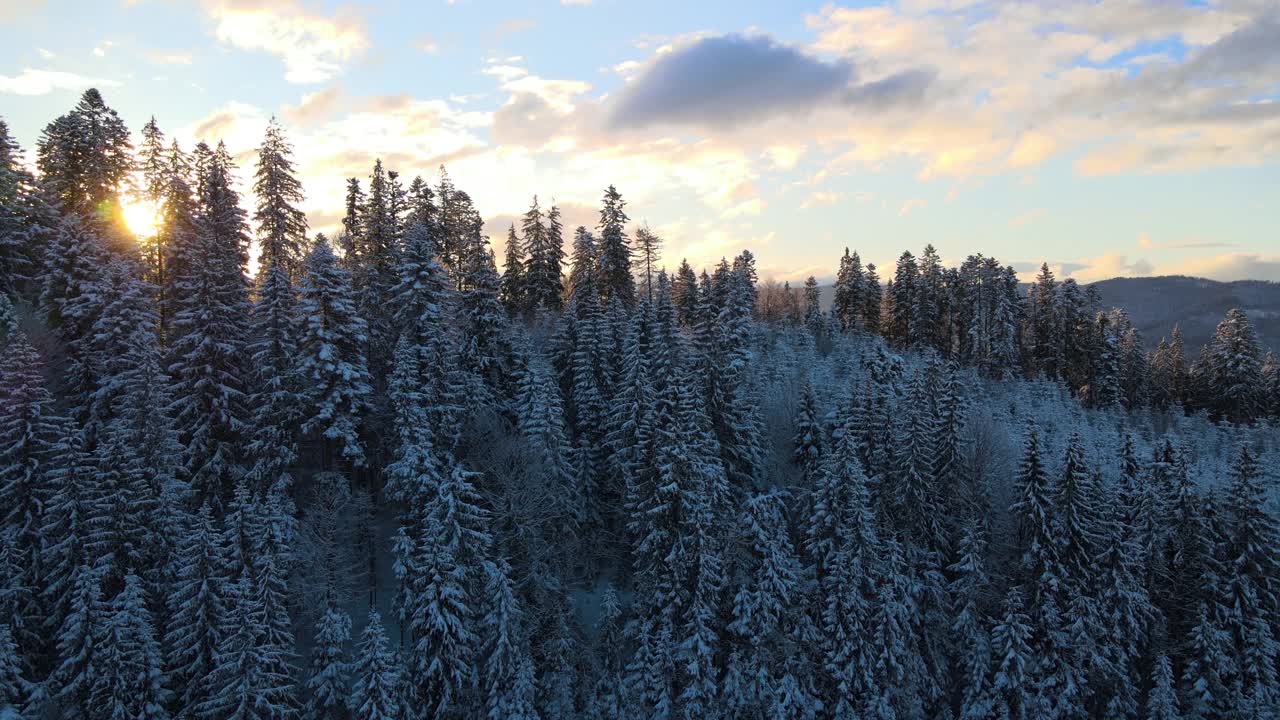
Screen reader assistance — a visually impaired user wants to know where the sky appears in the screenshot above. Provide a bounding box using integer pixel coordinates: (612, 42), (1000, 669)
(2, 0), (1279, 284)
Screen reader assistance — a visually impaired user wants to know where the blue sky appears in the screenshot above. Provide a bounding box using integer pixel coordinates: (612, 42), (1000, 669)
(3, 0), (1279, 283)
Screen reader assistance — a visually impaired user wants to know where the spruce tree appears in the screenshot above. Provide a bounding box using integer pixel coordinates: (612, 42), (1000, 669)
(481, 559), (539, 720)
(167, 148), (253, 506)
(296, 235), (372, 467)
(596, 185), (634, 308)
(350, 611), (400, 720)
(500, 224), (527, 318)
(166, 502), (227, 717)
(306, 607), (352, 720)
(36, 88), (133, 238)
(90, 573), (168, 720)
(253, 118), (308, 280)
(0, 332), (62, 651)
(1197, 308), (1264, 423)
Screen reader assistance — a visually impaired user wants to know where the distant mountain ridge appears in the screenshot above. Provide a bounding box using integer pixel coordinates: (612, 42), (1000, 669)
(1087, 276), (1280, 354)
(814, 274), (1280, 354)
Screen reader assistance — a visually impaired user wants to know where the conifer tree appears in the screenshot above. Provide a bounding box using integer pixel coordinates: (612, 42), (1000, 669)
(791, 380), (824, 482)
(353, 159), (402, 395)
(350, 611), (400, 720)
(90, 573), (168, 720)
(253, 118), (308, 280)
(0, 623), (31, 715)
(985, 589), (1034, 720)
(51, 563), (107, 714)
(890, 250), (918, 347)
(1196, 308), (1263, 422)
(634, 225), (662, 303)
(36, 89), (133, 237)
(1, 119), (54, 297)
(306, 607), (352, 720)
(528, 201), (566, 313)
(481, 559), (539, 720)
(169, 141), (254, 506)
(0, 331), (62, 650)
(596, 185), (634, 308)
(166, 502), (227, 717)
(856, 262), (879, 333)
(500, 224), (527, 317)
(803, 276), (823, 339)
(297, 235), (372, 467)
(1146, 654), (1181, 720)
(200, 575), (299, 720)
(672, 259), (699, 327)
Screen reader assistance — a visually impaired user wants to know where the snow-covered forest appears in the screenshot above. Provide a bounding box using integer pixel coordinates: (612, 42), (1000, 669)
(2, 88), (1280, 720)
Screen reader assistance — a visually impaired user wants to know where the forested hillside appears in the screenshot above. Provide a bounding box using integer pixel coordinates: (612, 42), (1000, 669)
(1088, 276), (1280, 355)
(2, 89), (1280, 720)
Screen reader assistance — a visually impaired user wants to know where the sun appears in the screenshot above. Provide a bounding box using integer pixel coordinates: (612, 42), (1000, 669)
(121, 197), (160, 238)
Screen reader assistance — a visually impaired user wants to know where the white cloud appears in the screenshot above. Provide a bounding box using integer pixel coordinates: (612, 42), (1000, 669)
(148, 50), (194, 65)
(205, 0), (368, 84)
(36, 47), (55, 59)
(0, 68), (120, 96)
(416, 35), (439, 54)
(562, 0), (593, 5)
(899, 198), (927, 216)
(1009, 208), (1046, 228)
(800, 190), (843, 209)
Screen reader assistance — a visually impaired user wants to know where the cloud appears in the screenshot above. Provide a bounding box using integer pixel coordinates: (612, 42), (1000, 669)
(1009, 208), (1046, 228)
(561, 0), (592, 5)
(205, 0), (368, 84)
(415, 35), (440, 54)
(0, 68), (120, 96)
(1157, 252), (1280, 282)
(496, 18), (537, 38)
(899, 198), (926, 216)
(800, 190), (843, 209)
(148, 50), (194, 65)
(1137, 232), (1235, 251)
(36, 47), (55, 59)
(283, 83), (344, 126)
(1018, 252), (1155, 284)
(482, 65), (529, 82)
(607, 34), (855, 130)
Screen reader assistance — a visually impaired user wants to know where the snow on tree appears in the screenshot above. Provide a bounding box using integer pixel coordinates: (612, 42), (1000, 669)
(167, 146), (253, 506)
(90, 573), (168, 720)
(350, 611), (401, 720)
(0, 119), (53, 296)
(723, 492), (817, 717)
(1146, 654), (1181, 720)
(596, 185), (634, 309)
(526, 202), (565, 314)
(166, 502), (228, 717)
(806, 427), (879, 715)
(0, 623), (31, 715)
(0, 331), (62, 651)
(296, 234), (372, 467)
(305, 606), (352, 720)
(36, 89), (133, 239)
(199, 574), (299, 720)
(1194, 307), (1264, 423)
(253, 117), (308, 280)
(456, 208), (512, 405)
(501, 223), (527, 318)
(634, 225), (662, 304)
(481, 559), (539, 720)
(50, 563), (107, 714)
(791, 379), (824, 482)
(985, 588), (1035, 720)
